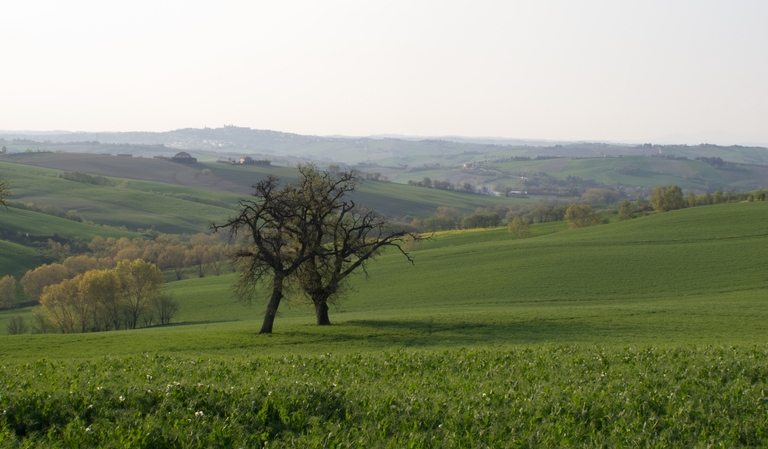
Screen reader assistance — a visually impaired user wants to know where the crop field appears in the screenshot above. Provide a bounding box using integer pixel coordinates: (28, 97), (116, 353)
(2, 347), (768, 448)
(0, 207), (140, 241)
(1, 157), (533, 224)
(0, 197), (767, 446)
(1, 153), (248, 195)
(492, 156), (768, 192)
(0, 161), (238, 234)
(206, 162), (534, 217)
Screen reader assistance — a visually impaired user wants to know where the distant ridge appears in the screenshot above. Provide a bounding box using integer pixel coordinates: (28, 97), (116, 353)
(2, 126), (768, 165)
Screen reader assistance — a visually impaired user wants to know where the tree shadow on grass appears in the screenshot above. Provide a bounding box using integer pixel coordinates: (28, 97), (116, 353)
(158, 319), (241, 328)
(282, 318), (639, 349)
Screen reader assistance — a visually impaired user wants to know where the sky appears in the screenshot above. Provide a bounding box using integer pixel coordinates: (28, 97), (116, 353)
(2, 1), (767, 145)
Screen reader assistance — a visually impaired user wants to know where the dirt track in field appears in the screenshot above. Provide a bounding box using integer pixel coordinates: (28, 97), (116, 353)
(9, 153), (250, 195)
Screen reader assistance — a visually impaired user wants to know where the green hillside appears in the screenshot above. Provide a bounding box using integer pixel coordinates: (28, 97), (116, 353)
(0, 207), (140, 241)
(0, 161), (239, 234)
(0, 240), (39, 280)
(389, 155), (768, 197)
(205, 162), (536, 216)
(2, 201), (766, 447)
(2, 201), (765, 350)
(2, 156), (536, 221)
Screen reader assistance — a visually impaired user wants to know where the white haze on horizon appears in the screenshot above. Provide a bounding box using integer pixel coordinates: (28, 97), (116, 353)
(1, 1), (767, 147)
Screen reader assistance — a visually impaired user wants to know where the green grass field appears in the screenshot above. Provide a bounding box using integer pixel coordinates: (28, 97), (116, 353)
(2, 201), (766, 352)
(0, 240), (40, 280)
(1, 195), (767, 446)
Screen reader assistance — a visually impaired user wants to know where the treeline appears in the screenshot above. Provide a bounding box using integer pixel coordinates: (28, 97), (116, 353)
(328, 165), (389, 182)
(401, 186), (768, 234)
(407, 173), (610, 198)
(0, 232), (232, 313)
(407, 177), (477, 193)
(4, 201), (86, 224)
(403, 187), (622, 233)
(3, 232), (236, 334)
(59, 171), (116, 186)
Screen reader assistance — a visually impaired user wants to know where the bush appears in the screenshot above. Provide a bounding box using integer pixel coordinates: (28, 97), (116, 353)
(0, 275), (16, 309)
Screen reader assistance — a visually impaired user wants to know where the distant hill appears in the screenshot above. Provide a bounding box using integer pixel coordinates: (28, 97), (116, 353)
(3, 126), (768, 166)
(3, 128), (768, 198)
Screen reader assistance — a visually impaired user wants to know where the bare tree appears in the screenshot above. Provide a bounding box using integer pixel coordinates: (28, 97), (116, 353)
(212, 170), (338, 333)
(296, 204), (415, 326)
(213, 165), (417, 333)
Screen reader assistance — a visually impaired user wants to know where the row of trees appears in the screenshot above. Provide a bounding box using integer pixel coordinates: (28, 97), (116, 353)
(408, 184), (767, 235)
(407, 177), (477, 194)
(35, 259), (176, 334)
(18, 233), (232, 300)
(213, 164), (416, 333)
(0, 231), (235, 313)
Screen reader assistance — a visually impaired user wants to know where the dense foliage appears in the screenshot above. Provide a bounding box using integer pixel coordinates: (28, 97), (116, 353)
(1, 346), (767, 447)
(36, 259), (172, 333)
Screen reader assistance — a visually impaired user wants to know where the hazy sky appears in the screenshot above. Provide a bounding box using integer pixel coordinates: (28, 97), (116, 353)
(2, 1), (767, 145)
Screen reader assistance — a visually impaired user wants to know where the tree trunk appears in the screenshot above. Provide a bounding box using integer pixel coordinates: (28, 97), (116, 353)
(260, 274), (284, 334)
(314, 300), (331, 326)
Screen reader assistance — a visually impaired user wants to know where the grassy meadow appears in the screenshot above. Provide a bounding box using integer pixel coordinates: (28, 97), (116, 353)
(1, 167), (767, 446)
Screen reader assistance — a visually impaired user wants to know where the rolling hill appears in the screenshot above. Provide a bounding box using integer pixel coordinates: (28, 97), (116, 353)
(4, 128), (768, 196)
(1, 201), (765, 348)
(0, 155), (536, 226)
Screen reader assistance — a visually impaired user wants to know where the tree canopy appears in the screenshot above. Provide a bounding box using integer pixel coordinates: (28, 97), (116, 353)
(650, 185), (686, 212)
(565, 204), (601, 229)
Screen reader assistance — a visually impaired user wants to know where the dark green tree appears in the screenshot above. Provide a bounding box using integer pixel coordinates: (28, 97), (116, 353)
(687, 191), (697, 207)
(650, 185), (686, 212)
(565, 204), (601, 228)
(508, 216), (531, 238)
(618, 201), (635, 221)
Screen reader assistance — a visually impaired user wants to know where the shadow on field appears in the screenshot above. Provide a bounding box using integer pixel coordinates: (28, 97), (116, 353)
(161, 319), (241, 327)
(301, 318), (627, 347)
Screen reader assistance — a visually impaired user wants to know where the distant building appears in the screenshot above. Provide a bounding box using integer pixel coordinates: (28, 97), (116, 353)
(239, 156), (253, 164)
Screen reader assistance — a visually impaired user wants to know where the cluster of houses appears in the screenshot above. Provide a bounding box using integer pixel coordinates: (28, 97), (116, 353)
(226, 156), (271, 166)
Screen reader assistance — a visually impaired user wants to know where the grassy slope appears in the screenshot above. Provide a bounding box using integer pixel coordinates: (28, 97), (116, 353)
(3, 158), (533, 230)
(0, 161), (238, 234)
(0, 240), (39, 280)
(1, 201), (766, 356)
(0, 207), (140, 241)
(205, 162), (535, 217)
(493, 156), (768, 191)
